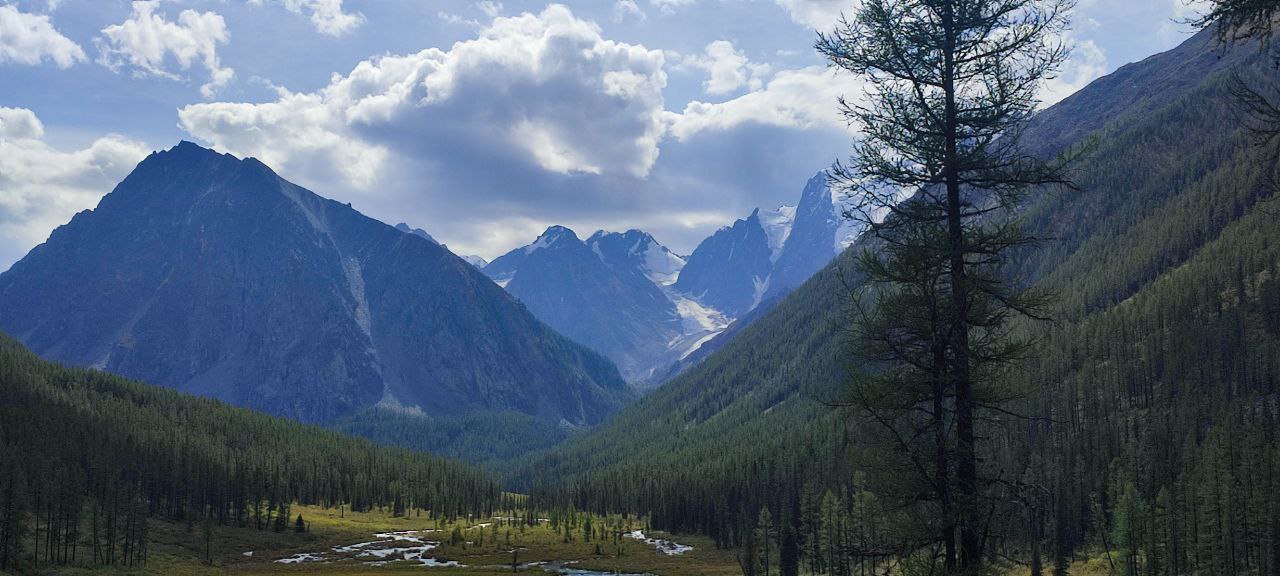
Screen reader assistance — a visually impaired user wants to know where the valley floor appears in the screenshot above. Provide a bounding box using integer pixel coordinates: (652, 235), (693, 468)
(11, 505), (740, 576)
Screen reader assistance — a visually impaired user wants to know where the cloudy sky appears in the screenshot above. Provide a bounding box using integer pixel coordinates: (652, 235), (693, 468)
(0, 0), (1210, 268)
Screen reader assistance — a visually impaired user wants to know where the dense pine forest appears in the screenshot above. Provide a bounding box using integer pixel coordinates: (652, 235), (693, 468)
(0, 334), (500, 572)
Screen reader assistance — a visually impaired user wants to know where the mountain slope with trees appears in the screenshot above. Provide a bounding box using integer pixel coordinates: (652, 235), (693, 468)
(520, 24), (1280, 576)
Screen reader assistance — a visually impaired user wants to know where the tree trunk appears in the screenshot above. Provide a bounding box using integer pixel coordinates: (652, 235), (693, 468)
(939, 1), (980, 574)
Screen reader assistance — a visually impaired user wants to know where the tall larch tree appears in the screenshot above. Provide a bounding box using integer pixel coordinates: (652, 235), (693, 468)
(817, 0), (1078, 574)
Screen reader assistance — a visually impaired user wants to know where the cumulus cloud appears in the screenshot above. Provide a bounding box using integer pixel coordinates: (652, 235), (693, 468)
(95, 1), (233, 98)
(774, 0), (851, 30)
(169, 4), (867, 259)
(0, 4), (85, 68)
(250, 0), (365, 36)
(0, 107), (150, 270)
(667, 65), (861, 140)
(179, 4), (667, 185)
(680, 40), (771, 95)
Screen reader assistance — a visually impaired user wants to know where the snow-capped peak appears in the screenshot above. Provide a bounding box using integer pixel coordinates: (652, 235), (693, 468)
(586, 229), (687, 286)
(526, 225), (577, 254)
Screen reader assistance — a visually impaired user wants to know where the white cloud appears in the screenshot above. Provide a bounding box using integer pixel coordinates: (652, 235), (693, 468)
(250, 0), (365, 36)
(476, 1), (504, 18)
(179, 4), (668, 184)
(613, 0), (646, 22)
(774, 0), (851, 30)
(437, 11), (481, 29)
(680, 40), (771, 95)
(0, 4), (85, 68)
(667, 65), (861, 140)
(96, 1), (233, 98)
(1041, 37), (1108, 106)
(0, 107), (150, 269)
(650, 0), (695, 15)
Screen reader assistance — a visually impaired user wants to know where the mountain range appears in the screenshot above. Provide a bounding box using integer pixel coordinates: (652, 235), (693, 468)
(517, 24), (1280, 519)
(481, 171), (858, 384)
(0, 141), (629, 425)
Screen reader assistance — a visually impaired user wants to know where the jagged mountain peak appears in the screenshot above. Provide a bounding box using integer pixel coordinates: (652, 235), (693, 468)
(586, 229), (687, 287)
(0, 142), (630, 425)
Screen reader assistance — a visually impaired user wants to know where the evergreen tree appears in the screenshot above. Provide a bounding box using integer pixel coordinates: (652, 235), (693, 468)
(756, 507), (775, 576)
(818, 0), (1078, 573)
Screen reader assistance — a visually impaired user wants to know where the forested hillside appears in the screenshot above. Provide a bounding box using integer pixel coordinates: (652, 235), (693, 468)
(0, 333), (499, 572)
(521, 26), (1280, 575)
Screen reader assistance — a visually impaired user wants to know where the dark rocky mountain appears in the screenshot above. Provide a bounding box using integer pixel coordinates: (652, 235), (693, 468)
(482, 226), (685, 381)
(0, 141), (629, 424)
(672, 209), (775, 318)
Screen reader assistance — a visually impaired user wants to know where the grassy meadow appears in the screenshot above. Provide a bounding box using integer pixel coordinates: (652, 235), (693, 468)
(13, 505), (740, 576)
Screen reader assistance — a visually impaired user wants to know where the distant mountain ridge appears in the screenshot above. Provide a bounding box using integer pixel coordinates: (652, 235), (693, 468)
(482, 172), (859, 386)
(0, 141), (630, 425)
(394, 222), (487, 268)
(482, 226), (689, 382)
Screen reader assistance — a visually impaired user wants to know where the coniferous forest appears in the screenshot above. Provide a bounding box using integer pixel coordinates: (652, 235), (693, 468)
(0, 334), (500, 571)
(2, 0), (1280, 575)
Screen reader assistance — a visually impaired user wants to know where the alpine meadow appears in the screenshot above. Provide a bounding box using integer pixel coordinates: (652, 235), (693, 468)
(1, 0), (1279, 575)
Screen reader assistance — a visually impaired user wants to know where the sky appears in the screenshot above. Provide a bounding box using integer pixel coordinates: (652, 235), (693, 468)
(0, 0), (1213, 268)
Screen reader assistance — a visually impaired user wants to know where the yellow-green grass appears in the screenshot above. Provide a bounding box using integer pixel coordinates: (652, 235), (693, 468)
(1003, 552), (1116, 576)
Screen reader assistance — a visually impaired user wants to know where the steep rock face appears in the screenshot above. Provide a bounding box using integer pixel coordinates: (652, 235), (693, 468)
(766, 172), (846, 299)
(673, 210), (774, 317)
(0, 141), (629, 424)
(483, 227), (683, 381)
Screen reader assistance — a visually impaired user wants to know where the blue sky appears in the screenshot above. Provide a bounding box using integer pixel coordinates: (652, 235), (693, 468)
(0, 0), (1211, 267)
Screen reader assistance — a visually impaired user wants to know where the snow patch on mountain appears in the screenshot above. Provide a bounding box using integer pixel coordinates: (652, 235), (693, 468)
(664, 288), (731, 361)
(831, 187), (862, 253)
(637, 238), (686, 286)
(760, 204), (796, 263)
